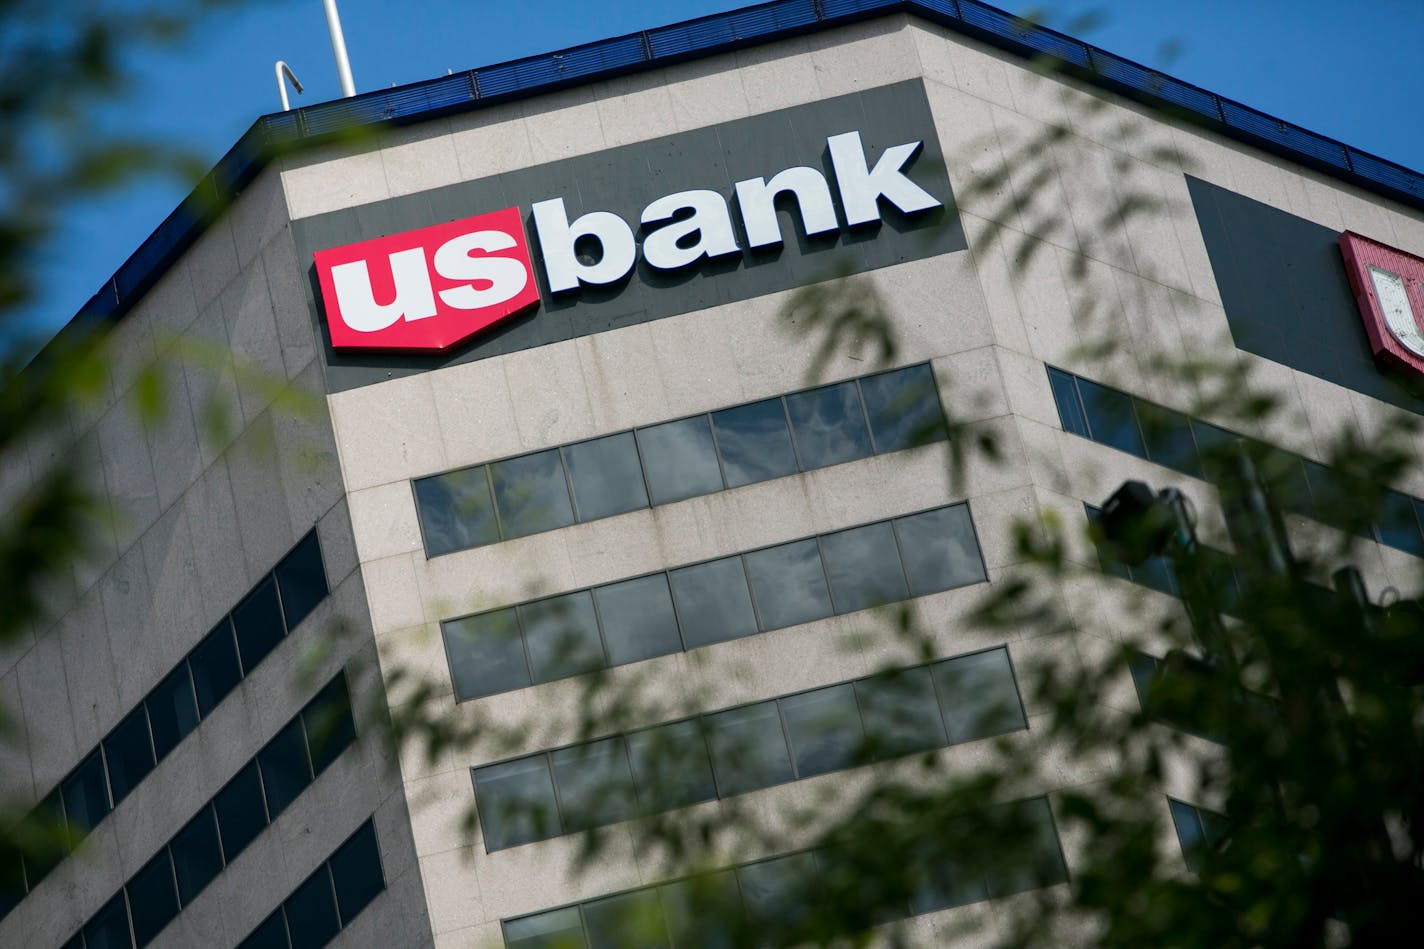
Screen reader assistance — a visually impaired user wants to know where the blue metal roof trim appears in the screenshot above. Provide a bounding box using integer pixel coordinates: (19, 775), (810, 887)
(68, 0), (1424, 342)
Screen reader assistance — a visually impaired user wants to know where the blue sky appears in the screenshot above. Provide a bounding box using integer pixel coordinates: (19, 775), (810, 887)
(19, 0), (1424, 349)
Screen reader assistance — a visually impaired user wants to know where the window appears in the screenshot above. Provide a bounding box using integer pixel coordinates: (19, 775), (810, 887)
(444, 608), (531, 702)
(256, 719), (314, 820)
(190, 618), (242, 717)
(1168, 798), (1229, 873)
(214, 763), (268, 859)
(232, 575), (286, 672)
(60, 675), (359, 948)
(668, 557), (758, 649)
(705, 702), (795, 796)
(414, 366), (950, 558)
(501, 796), (1065, 947)
(1049, 365), (1424, 558)
(329, 821), (385, 924)
(520, 591), (605, 683)
(474, 757), (563, 851)
(780, 684), (863, 777)
(742, 539), (833, 631)
(710, 398), (798, 488)
(564, 433), (648, 522)
(274, 529), (328, 630)
(592, 574), (682, 665)
(103, 705), (156, 805)
(146, 665), (199, 761)
(414, 466), (499, 556)
(636, 415), (723, 506)
(468, 648), (1027, 851)
(859, 363), (947, 451)
(60, 752), (109, 834)
(284, 866), (340, 949)
(126, 849), (179, 946)
(491, 449), (575, 537)
(820, 522), (909, 613)
(784, 380), (873, 470)
(442, 505), (989, 702)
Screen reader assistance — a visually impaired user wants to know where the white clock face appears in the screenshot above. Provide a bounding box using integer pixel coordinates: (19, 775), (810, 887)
(1369, 265), (1424, 358)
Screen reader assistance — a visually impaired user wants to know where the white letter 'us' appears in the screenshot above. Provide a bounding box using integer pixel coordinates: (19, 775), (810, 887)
(330, 248), (437, 332)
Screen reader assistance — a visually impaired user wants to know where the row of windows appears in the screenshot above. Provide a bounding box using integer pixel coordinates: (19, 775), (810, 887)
(415, 363), (948, 558)
(443, 503), (986, 702)
(502, 796), (1067, 949)
(0, 531), (328, 923)
(1048, 366), (1424, 557)
(1168, 798), (1228, 874)
(236, 819), (385, 949)
(473, 647), (1026, 852)
(56, 674), (357, 949)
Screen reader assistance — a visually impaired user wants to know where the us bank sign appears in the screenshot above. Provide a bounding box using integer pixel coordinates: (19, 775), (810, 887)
(296, 80), (964, 389)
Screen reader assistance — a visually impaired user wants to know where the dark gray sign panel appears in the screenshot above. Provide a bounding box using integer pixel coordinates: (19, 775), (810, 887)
(293, 79), (965, 393)
(1187, 175), (1424, 415)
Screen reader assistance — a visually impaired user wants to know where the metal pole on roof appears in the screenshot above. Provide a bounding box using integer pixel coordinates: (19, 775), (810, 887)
(275, 61), (304, 111)
(322, 0), (357, 97)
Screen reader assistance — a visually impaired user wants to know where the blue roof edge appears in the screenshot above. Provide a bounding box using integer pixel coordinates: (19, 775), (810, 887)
(66, 0), (1424, 340)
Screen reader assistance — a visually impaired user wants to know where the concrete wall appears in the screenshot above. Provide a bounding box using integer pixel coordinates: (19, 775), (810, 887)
(0, 164), (428, 948)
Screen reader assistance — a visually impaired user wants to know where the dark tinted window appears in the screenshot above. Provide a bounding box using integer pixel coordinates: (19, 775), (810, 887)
(738, 851), (819, 930)
(855, 667), (947, 758)
(564, 433), (649, 522)
(860, 364), (947, 453)
(705, 702), (794, 796)
(238, 910), (290, 949)
(711, 398), (797, 488)
(214, 762), (268, 860)
(146, 665), (199, 761)
(170, 807), (224, 905)
(505, 907), (587, 949)
(1077, 377), (1144, 457)
(285, 866), (340, 949)
(819, 522), (909, 613)
(61, 751), (110, 834)
(414, 466), (500, 556)
(443, 608), (531, 701)
(274, 531), (327, 630)
(626, 719), (717, 814)
(636, 416), (724, 505)
(584, 888), (669, 949)
(659, 869), (743, 949)
(329, 821), (384, 925)
(984, 798), (1067, 896)
(551, 737), (638, 832)
(1137, 401), (1201, 478)
(743, 539), (833, 631)
(668, 557), (758, 649)
(301, 677), (356, 775)
(257, 719), (313, 820)
(490, 449), (575, 537)
(934, 649), (1026, 743)
(893, 505), (986, 596)
(520, 591), (606, 683)
(232, 576), (285, 673)
(780, 684), (864, 777)
(127, 848), (179, 946)
(593, 574), (682, 665)
(103, 705), (155, 805)
(1378, 489), (1424, 555)
(474, 756), (562, 851)
(1046, 367), (1088, 438)
(190, 619), (242, 716)
(784, 381), (873, 470)
(83, 892), (133, 949)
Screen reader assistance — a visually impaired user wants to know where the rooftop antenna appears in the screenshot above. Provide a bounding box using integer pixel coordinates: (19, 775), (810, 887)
(323, 0), (357, 97)
(275, 61), (304, 111)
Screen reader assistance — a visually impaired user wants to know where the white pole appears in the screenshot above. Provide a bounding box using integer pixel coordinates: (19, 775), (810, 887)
(322, 0), (357, 97)
(275, 61), (304, 111)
